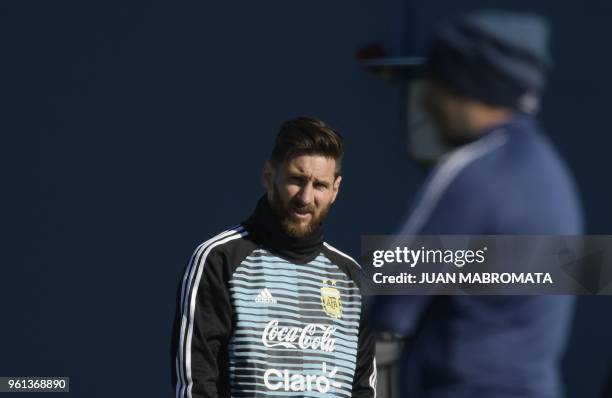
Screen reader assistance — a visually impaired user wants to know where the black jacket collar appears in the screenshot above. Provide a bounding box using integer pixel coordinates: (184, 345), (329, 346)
(243, 195), (324, 264)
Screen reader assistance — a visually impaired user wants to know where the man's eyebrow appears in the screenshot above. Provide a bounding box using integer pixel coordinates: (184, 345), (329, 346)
(287, 170), (332, 185)
(287, 170), (308, 178)
(314, 177), (333, 186)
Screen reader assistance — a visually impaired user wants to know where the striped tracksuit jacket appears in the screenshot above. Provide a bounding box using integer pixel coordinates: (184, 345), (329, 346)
(171, 196), (377, 398)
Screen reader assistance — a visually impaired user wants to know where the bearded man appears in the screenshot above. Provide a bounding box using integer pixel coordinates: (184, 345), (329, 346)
(171, 117), (376, 398)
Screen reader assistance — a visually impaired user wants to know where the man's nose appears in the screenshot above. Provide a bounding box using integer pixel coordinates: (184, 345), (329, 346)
(296, 183), (314, 205)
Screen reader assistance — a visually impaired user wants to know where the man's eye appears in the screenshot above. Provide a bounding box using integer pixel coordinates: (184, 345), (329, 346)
(315, 183), (328, 190)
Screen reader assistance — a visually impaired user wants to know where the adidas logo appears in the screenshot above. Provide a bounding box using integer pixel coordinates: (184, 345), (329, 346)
(255, 288), (277, 304)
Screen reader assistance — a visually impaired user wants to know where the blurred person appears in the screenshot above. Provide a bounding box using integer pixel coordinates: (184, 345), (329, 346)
(171, 117), (376, 398)
(371, 11), (583, 398)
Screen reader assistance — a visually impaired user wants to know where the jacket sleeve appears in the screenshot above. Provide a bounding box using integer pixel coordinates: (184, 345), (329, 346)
(352, 299), (377, 398)
(172, 244), (233, 398)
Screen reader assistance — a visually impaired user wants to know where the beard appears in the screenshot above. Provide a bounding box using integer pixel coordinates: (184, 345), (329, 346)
(269, 182), (331, 238)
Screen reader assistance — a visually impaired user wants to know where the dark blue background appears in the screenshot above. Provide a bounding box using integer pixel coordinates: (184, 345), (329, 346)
(1, 1), (611, 397)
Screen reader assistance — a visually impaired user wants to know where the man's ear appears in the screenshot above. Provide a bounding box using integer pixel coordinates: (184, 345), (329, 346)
(330, 175), (342, 204)
(262, 161), (274, 191)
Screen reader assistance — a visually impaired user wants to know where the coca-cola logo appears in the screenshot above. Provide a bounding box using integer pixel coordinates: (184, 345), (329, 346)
(261, 320), (336, 352)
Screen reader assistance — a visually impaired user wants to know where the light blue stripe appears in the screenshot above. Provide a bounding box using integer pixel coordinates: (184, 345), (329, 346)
(232, 305), (358, 320)
(231, 298), (361, 316)
(230, 289), (362, 307)
(230, 292), (363, 309)
(228, 343), (356, 363)
(236, 265), (299, 277)
(245, 253), (338, 269)
(234, 311), (360, 328)
(233, 268), (352, 286)
(249, 249), (333, 262)
(230, 279), (360, 294)
(231, 274), (356, 291)
(239, 261), (349, 278)
(229, 343), (356, 359)
(226, 350), (356, 371)
(232, 271), (354, 288)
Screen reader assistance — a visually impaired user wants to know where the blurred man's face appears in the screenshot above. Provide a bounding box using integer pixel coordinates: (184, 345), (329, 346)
(263, 154), (341, 238)
(422, 79), (474, 147)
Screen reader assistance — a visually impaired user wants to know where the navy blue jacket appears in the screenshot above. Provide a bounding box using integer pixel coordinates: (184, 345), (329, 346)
(372, 114), (583, 398)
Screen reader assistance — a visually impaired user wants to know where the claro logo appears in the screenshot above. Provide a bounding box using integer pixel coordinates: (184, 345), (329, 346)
(261, 320), (336, 352)
(264, 363), (342, 393)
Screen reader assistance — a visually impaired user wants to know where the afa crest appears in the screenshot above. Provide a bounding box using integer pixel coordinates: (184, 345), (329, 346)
(320, 279), (342, 319)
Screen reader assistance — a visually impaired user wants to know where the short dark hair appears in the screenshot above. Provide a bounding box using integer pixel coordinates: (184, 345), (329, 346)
(269, 117), (344, 176)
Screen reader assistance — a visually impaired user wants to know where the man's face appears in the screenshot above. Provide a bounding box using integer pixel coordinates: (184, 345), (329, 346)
(422, 79), (474, 146)
(263, 154), (341, 238)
